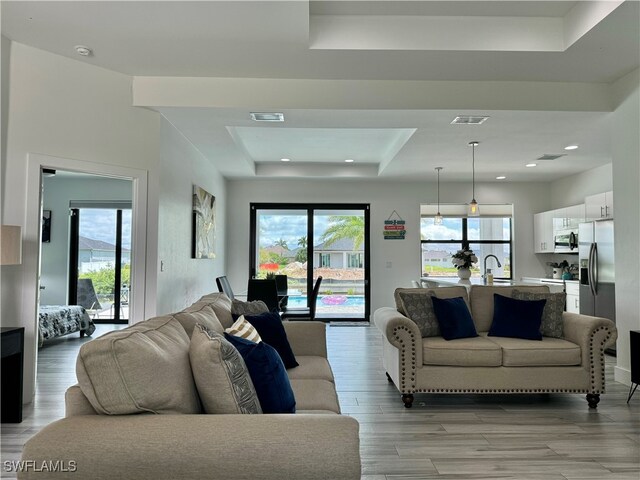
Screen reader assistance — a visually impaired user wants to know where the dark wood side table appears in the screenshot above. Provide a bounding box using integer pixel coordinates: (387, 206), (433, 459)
(1, 327), (25, 423)
(628, 330), (640, 403)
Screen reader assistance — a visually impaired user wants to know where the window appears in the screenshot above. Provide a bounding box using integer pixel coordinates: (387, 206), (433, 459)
(420, 206), (512, 279)
(347, 253), (363, 268)
(319, 253), (331, 268)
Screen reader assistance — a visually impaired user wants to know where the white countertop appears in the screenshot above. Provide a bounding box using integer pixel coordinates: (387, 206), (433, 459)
(521, 276), (579, 284)
(420, 277), (541, 287)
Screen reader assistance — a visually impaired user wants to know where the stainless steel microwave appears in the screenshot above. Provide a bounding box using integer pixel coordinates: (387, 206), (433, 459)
(554, 230), (578, 253)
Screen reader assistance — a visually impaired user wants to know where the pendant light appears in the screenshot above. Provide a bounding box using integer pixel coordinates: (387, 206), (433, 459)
(434, 167), (443, 225)
(468, 141), (480, 217)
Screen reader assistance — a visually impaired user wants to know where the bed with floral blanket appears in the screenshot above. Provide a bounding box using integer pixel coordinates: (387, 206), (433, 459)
(38, 305), (96, 346)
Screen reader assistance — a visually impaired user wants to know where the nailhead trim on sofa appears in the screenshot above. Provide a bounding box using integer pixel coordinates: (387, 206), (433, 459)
(392, 324), (615, 396)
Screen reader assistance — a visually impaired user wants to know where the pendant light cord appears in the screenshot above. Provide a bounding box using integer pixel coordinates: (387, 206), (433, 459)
(469, 141), (479, 201)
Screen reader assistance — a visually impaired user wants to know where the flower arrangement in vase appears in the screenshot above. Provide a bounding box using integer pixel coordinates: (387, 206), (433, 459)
(451, 249), (478, 279)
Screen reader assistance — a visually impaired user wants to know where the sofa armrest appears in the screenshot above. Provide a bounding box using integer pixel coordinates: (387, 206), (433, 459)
(373, 307), (422, 391)
(283, 321), (327, 358)
(20, 414), (361, 480)
(562, 312), (617, 393)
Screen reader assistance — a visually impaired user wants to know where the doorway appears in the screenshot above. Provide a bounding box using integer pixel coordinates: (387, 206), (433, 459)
(40, 170), (134, 325)
(250, 203), (370, 321)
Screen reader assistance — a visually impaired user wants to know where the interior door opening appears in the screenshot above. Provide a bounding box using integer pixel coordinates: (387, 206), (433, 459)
(250, 203), (370, 322)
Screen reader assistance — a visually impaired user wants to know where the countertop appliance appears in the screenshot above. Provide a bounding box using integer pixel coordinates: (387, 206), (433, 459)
(554, 229), (578, 253)
(579, 220), (616, 354)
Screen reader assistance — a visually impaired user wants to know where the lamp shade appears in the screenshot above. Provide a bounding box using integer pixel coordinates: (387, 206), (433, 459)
(1, 225), (23, 265)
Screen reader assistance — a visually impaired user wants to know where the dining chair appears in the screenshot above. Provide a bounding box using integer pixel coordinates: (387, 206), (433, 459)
(281, 276), (323, 321)
(216, 276), (235, 300)
(275, 274), (288, 308)
(247, 278), (280, 312)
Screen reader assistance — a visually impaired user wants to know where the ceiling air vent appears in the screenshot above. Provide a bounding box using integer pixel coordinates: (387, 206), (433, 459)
(450, 116), (489, 125)
(537, 153), (567, 161)
(250, 112), (284, 122)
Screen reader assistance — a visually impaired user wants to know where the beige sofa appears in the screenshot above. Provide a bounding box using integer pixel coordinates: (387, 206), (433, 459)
(374, 285), (617, 409)
(20, 293), (361, 480)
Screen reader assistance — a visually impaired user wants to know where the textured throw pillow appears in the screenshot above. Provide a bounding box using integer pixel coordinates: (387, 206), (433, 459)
(431, 296), (478, 341)
(511, 289), (566, 338)
(397, 291), (440, 337)
(231, 299), (269, 319)
(224, 333), (296, 414)
(225, 316), (262, 343)
(189, 324), (262, 414)
(489, 294), (546, 341)
(244, 312), (299, 369)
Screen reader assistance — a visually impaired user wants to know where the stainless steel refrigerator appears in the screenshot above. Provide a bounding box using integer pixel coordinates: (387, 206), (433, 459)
(579, 220), (616, 352)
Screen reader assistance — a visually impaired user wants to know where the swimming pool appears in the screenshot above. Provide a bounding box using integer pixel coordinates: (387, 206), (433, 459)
(287, 295), (365, 308)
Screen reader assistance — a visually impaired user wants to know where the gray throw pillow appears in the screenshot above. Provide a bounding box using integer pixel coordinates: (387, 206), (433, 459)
(511, 289), (566, 338)
(231, 298), (269, 317)
(398, 291), (440, 337)
(190, 324), (262, 414)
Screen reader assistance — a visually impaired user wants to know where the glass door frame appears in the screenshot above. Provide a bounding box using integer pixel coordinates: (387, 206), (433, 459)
(68, 205), (131, 324)
(249, 203), (371, 322)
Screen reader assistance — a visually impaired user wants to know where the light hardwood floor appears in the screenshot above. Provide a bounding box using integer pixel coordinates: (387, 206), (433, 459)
(2, 323), (639, 479)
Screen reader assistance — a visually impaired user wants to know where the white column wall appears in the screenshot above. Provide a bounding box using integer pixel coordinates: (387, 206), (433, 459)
(156, 117), (227, 314)
(610, 69), (640, 385)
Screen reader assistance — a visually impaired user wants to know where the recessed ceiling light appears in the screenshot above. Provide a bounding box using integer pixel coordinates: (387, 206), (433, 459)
(280, 158), (290, 162)
(564, 145), (579, 150)
(74, 45), (92, 56)
(250, 112), (284, 122)
(525, 163), (537, 168)
(496, 175), (506, 180)
(344, 159), (354, 163)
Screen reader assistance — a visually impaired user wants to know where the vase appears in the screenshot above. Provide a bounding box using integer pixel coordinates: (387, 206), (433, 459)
(457, 268), (471, 280)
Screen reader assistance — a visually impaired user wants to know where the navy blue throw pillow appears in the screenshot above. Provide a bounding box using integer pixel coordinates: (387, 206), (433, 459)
(488, 294), (546, 341)
(430, 296), (478, 340)
(224, 333), (296, 413)
(244, 312), (299, 369)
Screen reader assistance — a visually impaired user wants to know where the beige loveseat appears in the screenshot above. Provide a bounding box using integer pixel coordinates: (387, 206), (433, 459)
(20, 293), (361, 480)
(374, 285), (617, 409)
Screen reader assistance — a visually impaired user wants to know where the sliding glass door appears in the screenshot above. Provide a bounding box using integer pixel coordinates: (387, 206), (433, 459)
(69, 205), (132, 323)
(250, 204), (370, 321)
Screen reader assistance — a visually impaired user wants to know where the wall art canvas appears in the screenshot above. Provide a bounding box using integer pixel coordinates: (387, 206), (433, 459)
(192, 185), (216, 259)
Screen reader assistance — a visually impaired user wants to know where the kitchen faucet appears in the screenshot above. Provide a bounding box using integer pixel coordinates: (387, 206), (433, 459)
(483, 254), (502, 281)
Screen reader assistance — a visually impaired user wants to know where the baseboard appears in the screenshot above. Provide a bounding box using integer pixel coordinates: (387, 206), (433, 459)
(614, 366), (631, 386)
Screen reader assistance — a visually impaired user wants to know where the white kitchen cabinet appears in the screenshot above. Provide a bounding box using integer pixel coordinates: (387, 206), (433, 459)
(534, 211), (554, 253)
(552, 204), (585, 231)
(565, 282), (580, 313)
(585, 191), (613, 221)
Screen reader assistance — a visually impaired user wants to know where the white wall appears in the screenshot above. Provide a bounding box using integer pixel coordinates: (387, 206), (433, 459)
(1, 42), (229, 404)
(226, 179), (551, 314)
(549, 163), (613, 208)
(40, 175), (133, 305)
(610, 68), (640, 385)
(0, 42), (163, 405)
(156, 117), (226, 314)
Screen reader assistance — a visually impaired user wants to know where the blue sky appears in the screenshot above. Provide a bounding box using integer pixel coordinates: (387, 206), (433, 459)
(79, 209), (131, 249)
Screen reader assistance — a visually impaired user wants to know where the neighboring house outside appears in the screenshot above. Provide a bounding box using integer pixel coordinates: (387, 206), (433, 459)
(79, 236), (130, 273)
(313, 238), (364, 269)
(421, 249), (451, 270)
